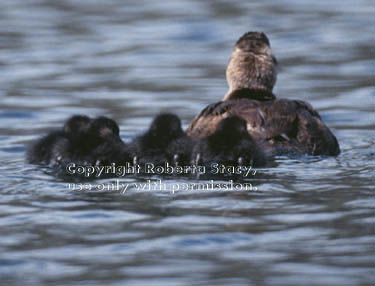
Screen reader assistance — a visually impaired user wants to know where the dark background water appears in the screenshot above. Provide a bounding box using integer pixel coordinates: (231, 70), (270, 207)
(0, 0), (374, 285)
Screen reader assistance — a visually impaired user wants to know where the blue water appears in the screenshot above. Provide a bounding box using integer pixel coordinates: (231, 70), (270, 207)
(0, 0), (374, 285)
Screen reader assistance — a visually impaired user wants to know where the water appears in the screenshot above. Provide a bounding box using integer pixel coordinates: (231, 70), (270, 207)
(0, 0), (374, 285)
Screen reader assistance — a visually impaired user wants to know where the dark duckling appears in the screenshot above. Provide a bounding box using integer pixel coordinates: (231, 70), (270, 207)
(27, 115), (130, 166)
(88, 117), (131, 166)
(192, 115), (266, 167)
(27, 115), (91, 165)
(129, 113), (193, 166)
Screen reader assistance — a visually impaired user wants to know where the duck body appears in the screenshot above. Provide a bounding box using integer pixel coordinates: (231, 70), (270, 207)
(187, 89), (340, 156)
(27, 130), (70, 165)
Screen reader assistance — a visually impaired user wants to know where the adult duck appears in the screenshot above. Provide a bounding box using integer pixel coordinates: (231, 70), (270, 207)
(187, 32), (340, 156)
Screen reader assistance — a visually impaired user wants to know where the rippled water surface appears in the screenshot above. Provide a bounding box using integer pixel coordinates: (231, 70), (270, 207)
(0, 0), (374, 285)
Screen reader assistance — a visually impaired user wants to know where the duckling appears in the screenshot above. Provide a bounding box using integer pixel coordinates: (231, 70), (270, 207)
(192, 115), (266, 167)
(27, 115), (91, 165)
(129, 113), (193, 166)
(27, 115), (130, 167)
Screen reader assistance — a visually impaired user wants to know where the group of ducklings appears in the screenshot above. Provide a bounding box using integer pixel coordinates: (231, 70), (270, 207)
(27, 113), (266, 171)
